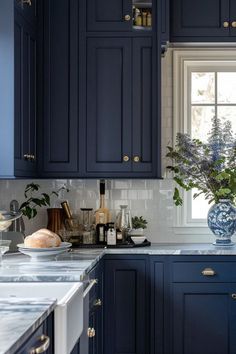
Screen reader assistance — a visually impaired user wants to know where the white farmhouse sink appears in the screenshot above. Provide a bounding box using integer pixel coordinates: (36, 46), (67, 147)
(0, 282), (83, 354)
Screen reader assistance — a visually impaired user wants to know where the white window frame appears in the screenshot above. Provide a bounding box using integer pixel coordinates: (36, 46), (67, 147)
(173, 49), (236, 235)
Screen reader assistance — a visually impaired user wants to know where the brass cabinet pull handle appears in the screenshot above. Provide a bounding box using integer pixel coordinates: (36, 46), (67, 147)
(22, 0), (32, 6)
(232, 21), (236, 28)
(223, 21), (229, 28)
(124, 14), (131, 21)
(29, 335), (50, 354)
(201, 268), (216, 276)
(23, 154), (30, 160)
(133, 156), (140, 163)
(94, 298), (102, 307)
(87, 327), (96, 338)
(123, 155), (130, 162)
(232, 294), (236, 300)
(29, 154), (36, 161)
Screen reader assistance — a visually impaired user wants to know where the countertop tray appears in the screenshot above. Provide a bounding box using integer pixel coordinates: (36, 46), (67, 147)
(72, 240), (151, 249)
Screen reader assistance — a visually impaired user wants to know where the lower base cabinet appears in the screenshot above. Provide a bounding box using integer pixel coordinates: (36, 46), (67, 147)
(172, 283), (236, 354)
(104, 256), (149, 354)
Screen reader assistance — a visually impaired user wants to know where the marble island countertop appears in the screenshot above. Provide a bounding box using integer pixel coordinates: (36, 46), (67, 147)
(0, 298), (56, 354)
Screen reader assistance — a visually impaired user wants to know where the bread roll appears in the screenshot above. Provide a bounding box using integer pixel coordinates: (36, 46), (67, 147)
(25, 228), (61, 248)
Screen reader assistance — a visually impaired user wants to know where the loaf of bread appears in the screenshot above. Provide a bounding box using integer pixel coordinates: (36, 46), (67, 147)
(24, 228), (61, 248)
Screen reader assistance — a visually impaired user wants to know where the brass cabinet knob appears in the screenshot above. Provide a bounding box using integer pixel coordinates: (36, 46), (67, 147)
(232, 294), (236, 300)
(94, 298), (102, 307)
(223, 21), (229, 28)
(124, 14), (131, 21)
(123, 155), (130, 162)
(29, 335), (50, 354)
(22, 0), (32, 6)
(87, 327), (96, 338)
(232, 21), (236, 28)
(133, 156), (140, 163)
(201, 268), (216, 276)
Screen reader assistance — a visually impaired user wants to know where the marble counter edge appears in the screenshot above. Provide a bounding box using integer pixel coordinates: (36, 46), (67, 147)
(0, 299), (56, 354)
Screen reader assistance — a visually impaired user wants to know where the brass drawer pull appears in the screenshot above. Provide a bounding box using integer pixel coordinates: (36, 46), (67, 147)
(29, 335), (50, 354)
(232, 21), (236, 28)
(22, 0), (32, 6)
(232, 294), (236, 300)
(87, 327), (96, 338)
(29, 154), (36, 161)
(223, 21), (229, 28)
(123, 155), (130, 162)
(201, 268), (216, 276)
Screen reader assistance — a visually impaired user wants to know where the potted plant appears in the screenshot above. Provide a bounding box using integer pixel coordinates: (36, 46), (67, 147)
(130, 216), (148, 236)
(166, 116), (236, 245)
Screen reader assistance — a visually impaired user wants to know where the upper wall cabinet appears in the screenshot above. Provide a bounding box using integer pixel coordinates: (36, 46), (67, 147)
(87, 0), (132, 31)
(171, 0), (236, 41)
(0, 0), (37, 178)
(87, 0), (153, 32)
(39, 0), (79, 177)
(14, 9), (37, 176)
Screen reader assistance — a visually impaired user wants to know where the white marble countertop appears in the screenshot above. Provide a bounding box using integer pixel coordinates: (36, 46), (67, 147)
(0, 298), (56, 354)
(1, 243), (236, 283)
(1, 243), (236, 354)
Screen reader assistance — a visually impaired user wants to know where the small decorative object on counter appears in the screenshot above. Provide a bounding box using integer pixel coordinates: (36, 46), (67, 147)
(81, 208), (96, 244)
(61, 200), (73, 230)
(116, 228), (123, 244)
(47, 208), (65, 234)
(116, 205), (132, 241)
(130, 216), (148, 236)
(207, 199), (236, 246)
(95, 180), (111, 225)
(107, 223), (116, 246)
(96, 213), (106, 244)
(9, 200), (25, 235)
(142, 11), (147, 26)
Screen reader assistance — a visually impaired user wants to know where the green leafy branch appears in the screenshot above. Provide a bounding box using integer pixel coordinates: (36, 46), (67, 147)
(19, 183), (69, 219)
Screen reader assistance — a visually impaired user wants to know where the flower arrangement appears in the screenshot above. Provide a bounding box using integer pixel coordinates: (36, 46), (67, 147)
(166, 116), (236, 206)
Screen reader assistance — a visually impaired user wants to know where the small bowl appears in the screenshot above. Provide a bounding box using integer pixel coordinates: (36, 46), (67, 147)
(0, 240), (12, 255)
(131, 236), (146, 245)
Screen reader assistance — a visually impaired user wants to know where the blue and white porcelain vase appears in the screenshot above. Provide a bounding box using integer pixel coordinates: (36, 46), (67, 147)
(207, 199), (236, 246)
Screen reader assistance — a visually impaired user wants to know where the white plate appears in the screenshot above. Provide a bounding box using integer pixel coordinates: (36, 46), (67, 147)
(17, 242), (72, 261)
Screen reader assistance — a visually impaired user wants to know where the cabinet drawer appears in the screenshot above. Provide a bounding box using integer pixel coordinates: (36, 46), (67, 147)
(172, 262), (236, 283)
(16, 322), (52, 354)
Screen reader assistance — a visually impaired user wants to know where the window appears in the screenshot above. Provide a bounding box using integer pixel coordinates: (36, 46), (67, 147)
(173, 50), (236, 229)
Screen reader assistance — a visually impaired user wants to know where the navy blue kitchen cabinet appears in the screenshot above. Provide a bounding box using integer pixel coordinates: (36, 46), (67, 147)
(85, 36), (160, 177)
(87, 0), (132, 31)
(78, 260), (104, 354)
(171, 256), (236, 354)
(14, 8), (37, 176)
(16, 313), (53, 354)
(103, 256), (149, 354)
(38, 0), (79, 177)
(171, 0), (236, 41)
(0, 0), (37, 177)
(150, 257), (165, 354)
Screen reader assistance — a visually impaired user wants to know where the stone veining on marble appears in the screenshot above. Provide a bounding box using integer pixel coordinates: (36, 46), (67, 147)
(0, 298), (56, 354)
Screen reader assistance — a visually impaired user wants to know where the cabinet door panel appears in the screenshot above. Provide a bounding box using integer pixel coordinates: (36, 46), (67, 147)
(104, 259), (148, 354)
(173, 283), (236, 354)
(14, 11), (37, 176)
(132, 37), (154, 173)
(42, 0), (78, 174)
(86, 38), (132, 173)
(87, 0), (132, 31)
(171, 0), (229, 39)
